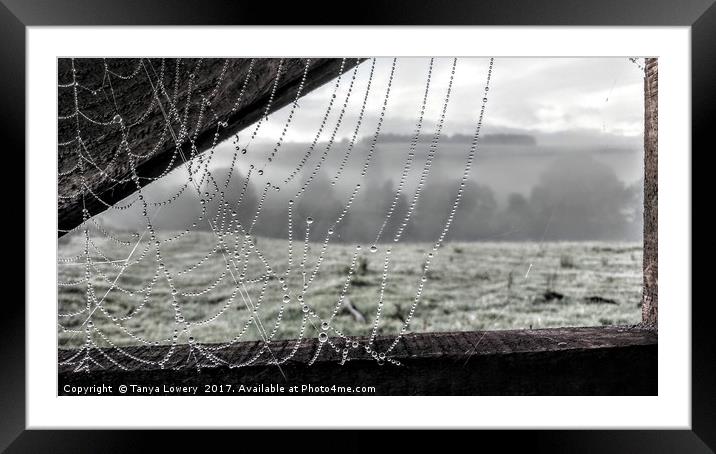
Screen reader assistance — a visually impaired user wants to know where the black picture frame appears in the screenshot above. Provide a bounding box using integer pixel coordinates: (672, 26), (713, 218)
(6, 0), (710, 451)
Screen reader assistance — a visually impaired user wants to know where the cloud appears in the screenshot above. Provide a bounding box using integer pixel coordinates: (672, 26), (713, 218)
(243, 57), (645, 146)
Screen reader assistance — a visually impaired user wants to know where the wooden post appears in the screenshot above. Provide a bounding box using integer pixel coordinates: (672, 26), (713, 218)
(642, 58), (658, 327)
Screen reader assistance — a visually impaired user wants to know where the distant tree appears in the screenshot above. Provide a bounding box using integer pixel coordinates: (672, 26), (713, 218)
(495, 192), (537, 240)
(201, 167), (258, 232)
(254, 202), (289, 239)
(481, 133), (537, 146)
(341, 178), (409, 243)
(408, 179), (497, 242)
(529, 155), (630, 240)
(380, 180), (411, 242)
(295, 173), (343, 241)
(404, 180), (448, 242)
(450, 182), (498, 240)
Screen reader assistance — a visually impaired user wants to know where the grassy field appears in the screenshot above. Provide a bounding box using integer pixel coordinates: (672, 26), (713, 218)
(58, 231), (642, 348)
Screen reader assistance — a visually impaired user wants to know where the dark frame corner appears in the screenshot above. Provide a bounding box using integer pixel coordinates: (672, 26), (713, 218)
(8, 0), (711, 451)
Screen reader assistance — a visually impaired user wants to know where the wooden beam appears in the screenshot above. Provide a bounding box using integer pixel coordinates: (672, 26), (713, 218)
(58, 58), (363, 235)
(59, 326), (657, 395)
(642, 58), (658, 327)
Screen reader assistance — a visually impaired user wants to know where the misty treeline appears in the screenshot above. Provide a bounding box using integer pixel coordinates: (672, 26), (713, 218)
(376, 133), (537, 146)
(141, 152), (642, 243)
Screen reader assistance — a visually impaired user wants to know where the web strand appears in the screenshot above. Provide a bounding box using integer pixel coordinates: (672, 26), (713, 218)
(58, 57), (496, 371)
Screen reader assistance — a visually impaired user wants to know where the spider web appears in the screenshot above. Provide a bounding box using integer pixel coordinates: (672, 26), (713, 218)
(57, 57), (494, 372)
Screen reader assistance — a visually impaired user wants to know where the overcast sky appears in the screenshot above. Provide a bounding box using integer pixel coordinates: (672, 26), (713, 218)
(247, 57), (645, 147)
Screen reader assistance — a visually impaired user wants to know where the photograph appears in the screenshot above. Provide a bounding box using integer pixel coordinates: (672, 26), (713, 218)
(57, 56), (657, 396)
(6, 0), (707, 446)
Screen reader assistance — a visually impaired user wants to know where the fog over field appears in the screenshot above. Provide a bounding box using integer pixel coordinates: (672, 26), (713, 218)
(98, 57), (645, 243)
(98, 137), (643, 243)
(60, 58), (646, 346)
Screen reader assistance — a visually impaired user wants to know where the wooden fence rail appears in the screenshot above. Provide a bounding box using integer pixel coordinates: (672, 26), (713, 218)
(59, 326), (657, 395)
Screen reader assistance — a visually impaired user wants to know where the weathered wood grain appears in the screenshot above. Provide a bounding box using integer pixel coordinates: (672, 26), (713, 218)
(59, 326), (657, 395)
(642, 58), (658, 327)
